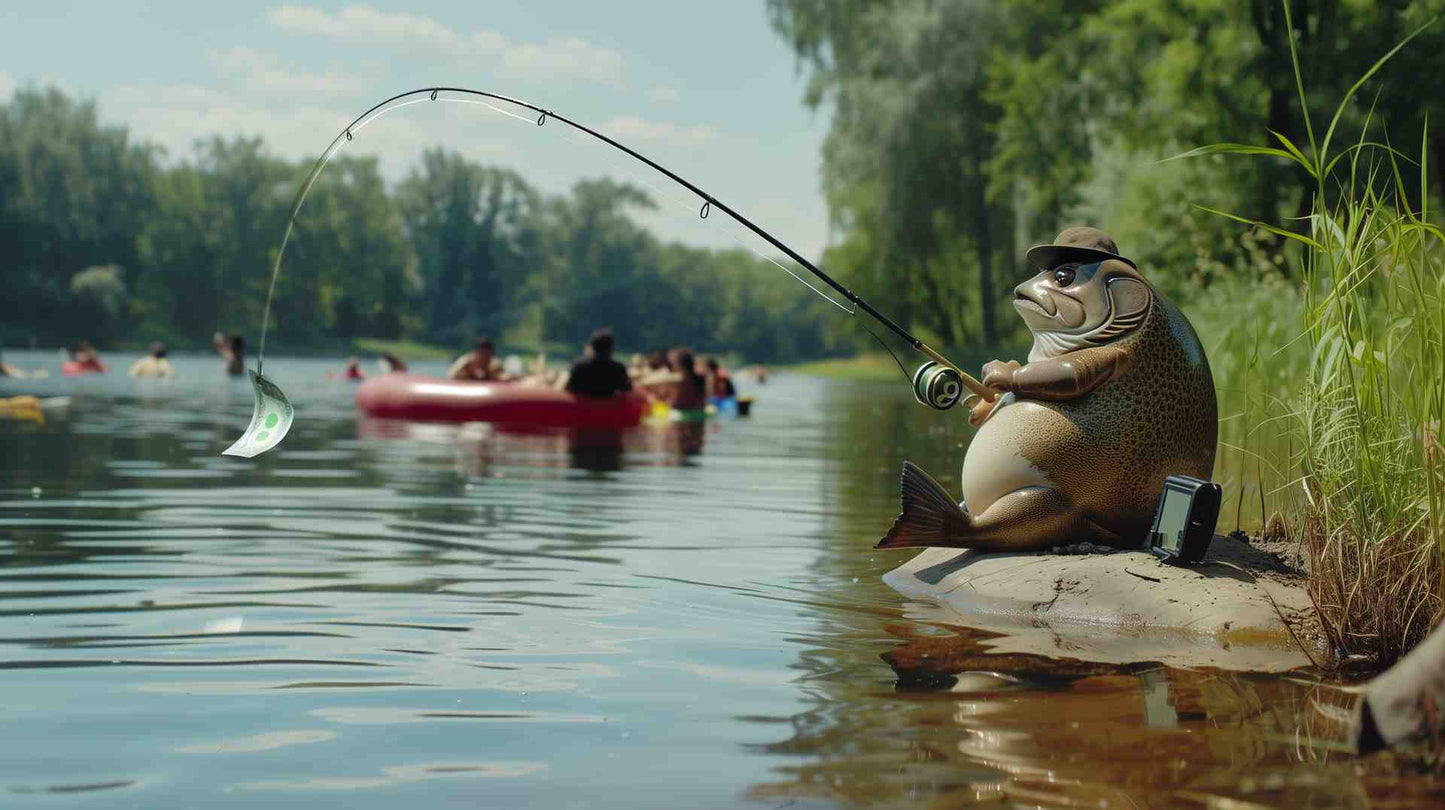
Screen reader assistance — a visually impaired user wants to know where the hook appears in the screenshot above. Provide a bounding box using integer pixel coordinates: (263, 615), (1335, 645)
(429, 89), (438, 101)
(699, 198), (712, 219)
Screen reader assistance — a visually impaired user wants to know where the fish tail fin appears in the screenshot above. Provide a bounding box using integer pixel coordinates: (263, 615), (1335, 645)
(875, 461), (971, 549)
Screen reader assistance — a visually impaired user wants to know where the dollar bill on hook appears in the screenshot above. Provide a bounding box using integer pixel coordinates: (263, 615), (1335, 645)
(222, 370), (294, 458)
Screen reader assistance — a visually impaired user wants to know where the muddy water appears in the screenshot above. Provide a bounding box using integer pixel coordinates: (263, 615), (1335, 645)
(0, 350), (1438, 808)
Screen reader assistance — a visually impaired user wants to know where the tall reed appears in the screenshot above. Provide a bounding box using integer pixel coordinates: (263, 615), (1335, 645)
(1185, 3), (1444, 664)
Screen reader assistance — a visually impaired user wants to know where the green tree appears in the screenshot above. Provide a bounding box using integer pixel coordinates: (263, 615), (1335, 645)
(770, 0), (1012, 347)
(0, 88), (158, 345)
(397, 149), (543, 346)
(288, 155), (414, 341)
(538, 178), (657, 349)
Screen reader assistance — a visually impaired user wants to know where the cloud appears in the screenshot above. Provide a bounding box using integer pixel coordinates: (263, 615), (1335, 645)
(268, 5), (622, 84)
(208, 46), (357, 96)
(598, 116), (716, 148)
(101, 81), (522, 180)
(104, 82), (347, 161)
(268, 5), (497, 51)
(499, 37), (622, 85)
(648, 85), (679, 105)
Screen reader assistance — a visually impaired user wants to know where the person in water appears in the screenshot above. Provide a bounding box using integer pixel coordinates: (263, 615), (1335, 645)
(564, 328), (632, 398)
(378, 352), (407, 374)
(0, 349), (46, 379)
(129, 341), (174, 379)
(213, 333), (245, 376)
(667, 348), (707, 411)
(70, 340), (107, 372)
(343, 357), (365, 381)
(704, 358), (736, 399)
(446, 338), (511, 382)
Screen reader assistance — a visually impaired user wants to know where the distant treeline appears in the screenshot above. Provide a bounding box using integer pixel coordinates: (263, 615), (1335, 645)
(0, 88), (844, 362)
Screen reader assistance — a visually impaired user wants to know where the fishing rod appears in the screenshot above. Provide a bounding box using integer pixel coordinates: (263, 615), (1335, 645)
(224, 86), (988, 458)
(261, 87), (992, 402)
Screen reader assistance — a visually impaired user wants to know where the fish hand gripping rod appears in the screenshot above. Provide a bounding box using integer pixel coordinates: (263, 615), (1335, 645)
(223, 87), (993, 457)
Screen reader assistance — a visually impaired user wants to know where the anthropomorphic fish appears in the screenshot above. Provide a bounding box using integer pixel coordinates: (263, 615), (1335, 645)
(878, 227), (1217, 551)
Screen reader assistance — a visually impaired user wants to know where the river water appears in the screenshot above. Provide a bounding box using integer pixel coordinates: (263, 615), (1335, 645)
(0, 350), (1437, 808)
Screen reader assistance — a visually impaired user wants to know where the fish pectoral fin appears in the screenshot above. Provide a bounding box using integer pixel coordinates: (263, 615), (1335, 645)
(875, 461), (972, 549)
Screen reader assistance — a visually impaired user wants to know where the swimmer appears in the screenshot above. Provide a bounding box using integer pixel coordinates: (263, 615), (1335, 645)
(129, 341), (174, 379)
(213, 333), (245, 376)
(704, 358), (736, 399)
(563, 329), (632, 399)
(0, 349), (47, 379)
(667, 348), (707, 411)
(377, 352), (407, 374)
(70, 340), (107, 372)
(446, 338), (512, 382)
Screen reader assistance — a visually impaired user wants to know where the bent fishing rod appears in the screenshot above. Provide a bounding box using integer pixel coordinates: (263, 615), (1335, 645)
(255, 86), (993, 408)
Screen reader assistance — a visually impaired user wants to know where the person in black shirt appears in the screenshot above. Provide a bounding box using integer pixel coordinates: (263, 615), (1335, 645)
(565, 328), (633, 398)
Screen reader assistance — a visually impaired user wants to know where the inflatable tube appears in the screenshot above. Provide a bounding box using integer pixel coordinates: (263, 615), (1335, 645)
(62, 361), (107, 376)
(355, 374), (647, 429)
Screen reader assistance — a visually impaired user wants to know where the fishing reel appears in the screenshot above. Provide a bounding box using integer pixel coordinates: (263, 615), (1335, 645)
(912, 361), (965, 411)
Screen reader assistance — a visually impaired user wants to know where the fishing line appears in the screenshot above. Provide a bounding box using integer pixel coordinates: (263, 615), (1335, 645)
(860, 321), (914, 386)
(507, 99), (855, 313)
(252, 86), (986, 400)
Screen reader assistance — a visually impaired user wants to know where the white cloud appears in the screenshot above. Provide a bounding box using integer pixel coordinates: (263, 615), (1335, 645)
(499, 37), (623, 85)
(268, 5), (621, 85)
(0, 71), (14, 102)
(268, 5), (493, 51)
(101, 81), (522, 180)
(648, 85), (679, 105)
(104, 83), (347, 161)
(208, 46), (357, 96)
(598, 116), (716, 148)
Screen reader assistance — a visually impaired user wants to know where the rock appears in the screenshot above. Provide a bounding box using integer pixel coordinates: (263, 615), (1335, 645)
(883, 534), (1319, 672)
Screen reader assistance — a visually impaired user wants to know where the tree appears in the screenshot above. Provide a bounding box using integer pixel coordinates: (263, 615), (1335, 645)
(397, 149), (543, 346)
(770, 0), (1013, 348)
(0, 88), (158, 344)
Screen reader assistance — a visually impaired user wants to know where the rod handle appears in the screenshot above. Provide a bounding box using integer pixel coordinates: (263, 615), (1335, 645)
(917, 344), (995, 402)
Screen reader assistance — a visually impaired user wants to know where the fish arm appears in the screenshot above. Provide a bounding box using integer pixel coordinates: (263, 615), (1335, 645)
(986, 344), (1132, 401)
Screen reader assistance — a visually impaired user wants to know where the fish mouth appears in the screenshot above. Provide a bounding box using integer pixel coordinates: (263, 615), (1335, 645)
(1013, 293), (1054, 318)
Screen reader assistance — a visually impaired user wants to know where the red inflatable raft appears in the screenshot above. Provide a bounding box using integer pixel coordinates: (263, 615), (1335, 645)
(355, 374), (647, 429)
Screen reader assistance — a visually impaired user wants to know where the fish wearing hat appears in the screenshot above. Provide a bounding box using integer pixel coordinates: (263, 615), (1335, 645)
(877, 227), (1217, 551)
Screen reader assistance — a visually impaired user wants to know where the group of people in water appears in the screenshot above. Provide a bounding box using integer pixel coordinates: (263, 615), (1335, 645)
(2, 329), (753, 414)
(129, 333), (247, 379)
(0, 333), (249, 380)
(440, 330), (743, 412)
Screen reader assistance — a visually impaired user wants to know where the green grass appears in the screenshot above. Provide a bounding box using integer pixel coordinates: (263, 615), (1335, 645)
(1193, 3), (1443, 665)
(351, 337), (454, 360)
(783, 354), (912, 381)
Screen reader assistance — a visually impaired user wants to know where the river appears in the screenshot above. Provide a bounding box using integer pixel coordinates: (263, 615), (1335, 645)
(0, 350), (1436, 808)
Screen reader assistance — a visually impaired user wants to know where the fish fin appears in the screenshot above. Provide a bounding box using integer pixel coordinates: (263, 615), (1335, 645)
(876, 461), (971, 549)
(1089, 278), (1152, 343)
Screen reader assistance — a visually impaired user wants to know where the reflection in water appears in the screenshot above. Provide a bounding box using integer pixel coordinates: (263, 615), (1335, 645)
(0, 352), (1441, 808)
(357, 416), (708, 476)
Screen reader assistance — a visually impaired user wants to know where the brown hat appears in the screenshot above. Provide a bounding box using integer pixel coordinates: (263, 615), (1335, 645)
(1026, 226), (1136, 271)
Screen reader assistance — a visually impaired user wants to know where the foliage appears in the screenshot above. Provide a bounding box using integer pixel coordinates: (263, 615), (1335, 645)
(770, 0), (1445, 355)
(0, 88), (157, 344)
(771, 0), (1013, 350)
(0, 89), (836, 363)
(1199, 9), (1444, 664)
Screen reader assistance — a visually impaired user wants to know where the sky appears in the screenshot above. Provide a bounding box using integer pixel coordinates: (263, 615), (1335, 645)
(0, 1), (834, 259)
